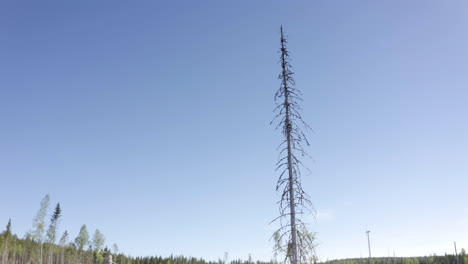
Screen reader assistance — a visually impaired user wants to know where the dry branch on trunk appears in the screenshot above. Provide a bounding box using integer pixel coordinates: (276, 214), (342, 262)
(271, 26), (317, 264)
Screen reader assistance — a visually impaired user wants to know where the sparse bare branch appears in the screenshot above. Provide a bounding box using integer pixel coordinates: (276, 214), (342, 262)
(270, 26), (316, 264)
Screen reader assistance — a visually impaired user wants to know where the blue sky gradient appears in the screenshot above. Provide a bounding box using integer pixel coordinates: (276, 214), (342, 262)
(1, 0), (468, 262)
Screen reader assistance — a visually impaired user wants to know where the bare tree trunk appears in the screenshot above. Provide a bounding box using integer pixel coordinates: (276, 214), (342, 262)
(39, 243), (43, 264)
(47, 245), (54, 264)
(281, 26), (298, 264)
(60, 248), (64, 264)
(272, 26), (316, 264)
(2, 238), (9, 264)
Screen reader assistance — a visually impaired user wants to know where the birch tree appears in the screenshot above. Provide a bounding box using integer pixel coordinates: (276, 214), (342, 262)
(2, 219), (12, 264)
(75, 225), (89, 264)
(31, 195), (50, 264)
(92, 229), (105, 263)
(111, 244), (118, 255)
(91, 230), (105, 252)
(59, 231), (69, 264)
(271, 26), (316, 264)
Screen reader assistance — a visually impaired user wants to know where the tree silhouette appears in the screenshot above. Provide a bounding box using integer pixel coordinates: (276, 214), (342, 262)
(271, 26), (316, 264)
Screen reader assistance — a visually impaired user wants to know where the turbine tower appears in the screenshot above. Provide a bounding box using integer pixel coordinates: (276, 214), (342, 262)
(366, 230), (371, 258)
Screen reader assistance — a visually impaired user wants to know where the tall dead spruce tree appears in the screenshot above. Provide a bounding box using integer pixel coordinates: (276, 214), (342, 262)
(272, 26), (315, 264)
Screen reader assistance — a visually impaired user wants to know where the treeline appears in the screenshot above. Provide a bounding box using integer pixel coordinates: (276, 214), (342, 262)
(0, 195), (275, 264)
(0, 195), (120, 264)
(323, 254), (468, 264)
(3, 196), (467, 264)
(0, 229), (272, 264)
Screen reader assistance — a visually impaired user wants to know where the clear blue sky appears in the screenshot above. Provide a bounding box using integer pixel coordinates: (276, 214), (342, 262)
(1, 0), (468, 262)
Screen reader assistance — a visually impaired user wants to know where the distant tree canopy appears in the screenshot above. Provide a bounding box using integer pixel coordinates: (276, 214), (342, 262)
(0, 196), (466, 264)
(323, 254), (468, 264)
(0, 195), (115, 264)
(0, 196), (277, 264)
